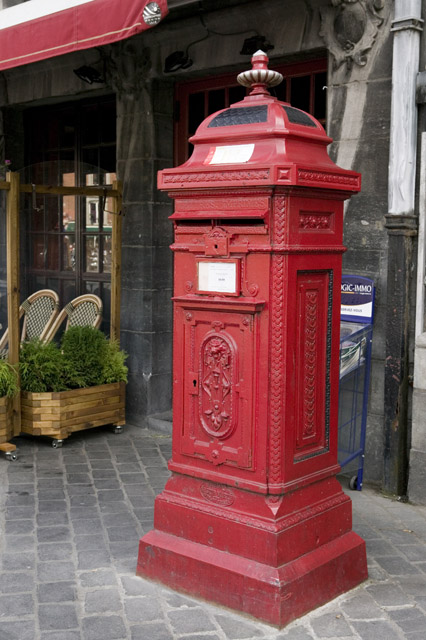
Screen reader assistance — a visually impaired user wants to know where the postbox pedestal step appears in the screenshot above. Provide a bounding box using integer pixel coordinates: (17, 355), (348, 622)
(137, 528), (367, 627)
(147, 474), (355, 568)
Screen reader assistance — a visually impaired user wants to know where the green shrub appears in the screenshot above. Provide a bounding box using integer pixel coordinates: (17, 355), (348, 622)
(20, 340), (67, 393)
(19, 328), (128, 393)
(61, 326), (106, 388)
(61, 326), (128, 389)
(0, 360), (19, 398)
(102, 339), (128, 385)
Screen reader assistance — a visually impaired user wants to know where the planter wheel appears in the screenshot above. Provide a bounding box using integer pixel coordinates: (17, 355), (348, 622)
(349, 475), (358, 490)
(5, 451), (17, 461)
(113, 425), (124, 434)
(51, 439), (64, 448)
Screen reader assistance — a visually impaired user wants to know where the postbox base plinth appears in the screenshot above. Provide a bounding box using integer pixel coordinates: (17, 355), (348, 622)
(137, 528), (367, 627)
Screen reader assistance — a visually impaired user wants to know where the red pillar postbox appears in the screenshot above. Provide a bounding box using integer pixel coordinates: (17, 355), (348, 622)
(137, 51), (367, 627)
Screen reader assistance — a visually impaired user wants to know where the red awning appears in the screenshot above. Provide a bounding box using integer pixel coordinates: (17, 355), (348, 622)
(0, 0), (168, 72)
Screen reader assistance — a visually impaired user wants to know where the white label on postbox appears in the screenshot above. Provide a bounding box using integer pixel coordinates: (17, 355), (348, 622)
(206, 144), (254, 165)
(198, 261), (237, 293)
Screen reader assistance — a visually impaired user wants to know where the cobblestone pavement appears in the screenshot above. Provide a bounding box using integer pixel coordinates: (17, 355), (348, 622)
(1, 425), (426, 640)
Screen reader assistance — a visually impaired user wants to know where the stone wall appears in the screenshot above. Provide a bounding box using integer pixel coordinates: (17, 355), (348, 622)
(325, 3), (393, 482)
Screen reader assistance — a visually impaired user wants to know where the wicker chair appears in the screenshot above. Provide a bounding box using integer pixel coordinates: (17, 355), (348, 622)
(43, 294), (103, 343)
(0, 289), (60, 357)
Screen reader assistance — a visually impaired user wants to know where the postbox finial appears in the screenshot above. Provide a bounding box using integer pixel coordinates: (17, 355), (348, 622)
(237, 50), (283, 96)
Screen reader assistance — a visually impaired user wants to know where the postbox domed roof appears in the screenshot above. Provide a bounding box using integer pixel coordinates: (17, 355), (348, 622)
(193, 51), (328, 146)
(158, 52), (360, 193)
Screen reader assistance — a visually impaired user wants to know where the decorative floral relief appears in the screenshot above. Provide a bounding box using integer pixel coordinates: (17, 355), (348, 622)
(298, 169), (359, 187)
(273, 196), (287, 246)
(320, 0), (385, 70)
(268, 254), (285, 484)
(199, 333), (236, 439)
(303, 291), (318, 438)
(241, 257), (259, 297)
(299, 214), (331, 230)
(163, 170), (270, 184)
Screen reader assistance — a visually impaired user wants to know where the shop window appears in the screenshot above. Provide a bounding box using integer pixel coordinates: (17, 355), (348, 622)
(174, 58), (327, 166)
(23, 97), (116, 327)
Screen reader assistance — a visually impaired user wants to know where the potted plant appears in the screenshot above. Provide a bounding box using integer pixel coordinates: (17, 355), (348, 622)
(20, 327), (127, 447)
(0, 359), (19, 448)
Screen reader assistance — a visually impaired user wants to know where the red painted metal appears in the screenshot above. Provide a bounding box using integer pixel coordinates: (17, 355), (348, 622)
(137, 51), (367, 627)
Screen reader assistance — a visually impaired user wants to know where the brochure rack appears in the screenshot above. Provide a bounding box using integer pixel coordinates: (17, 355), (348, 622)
(338, 275), (375, 490)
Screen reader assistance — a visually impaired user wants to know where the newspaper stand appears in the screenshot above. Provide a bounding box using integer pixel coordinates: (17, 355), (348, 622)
(339, 275), (374, 491)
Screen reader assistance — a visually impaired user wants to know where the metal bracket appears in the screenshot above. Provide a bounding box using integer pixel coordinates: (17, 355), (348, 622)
(101, 187), (123, 216)
(32, 184), (43, 212)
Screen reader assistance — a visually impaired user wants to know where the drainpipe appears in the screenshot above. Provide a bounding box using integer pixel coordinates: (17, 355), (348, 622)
(384, 0), (423, 496)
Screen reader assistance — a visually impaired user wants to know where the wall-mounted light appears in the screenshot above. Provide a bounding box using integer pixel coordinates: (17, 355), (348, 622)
(240, 36), (274, 56)
(164, 51), (193, 73)
(163, 13), (273, 74)
(73, 65), (105, 84)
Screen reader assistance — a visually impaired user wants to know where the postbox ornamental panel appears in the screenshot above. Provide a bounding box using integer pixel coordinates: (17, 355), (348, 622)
(137, 52), (367, 627)
(179, 305), (258, 466)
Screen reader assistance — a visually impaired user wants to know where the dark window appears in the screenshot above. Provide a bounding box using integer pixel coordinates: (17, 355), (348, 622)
(23, 97), (116, 330)
(290, 75), (311, 113)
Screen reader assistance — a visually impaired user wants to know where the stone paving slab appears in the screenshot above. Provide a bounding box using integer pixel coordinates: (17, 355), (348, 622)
(0, 425), (426, 640)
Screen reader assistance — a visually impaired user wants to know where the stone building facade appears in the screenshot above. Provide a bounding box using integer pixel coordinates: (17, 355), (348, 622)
(0, 0), (425, 502)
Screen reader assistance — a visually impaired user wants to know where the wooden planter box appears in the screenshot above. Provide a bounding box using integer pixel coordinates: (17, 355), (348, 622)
(0, 396), (13, 444)
(21, 381), (125, 442)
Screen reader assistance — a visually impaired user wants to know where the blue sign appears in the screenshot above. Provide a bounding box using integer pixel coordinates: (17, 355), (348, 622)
(341, 275), (375, 323)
